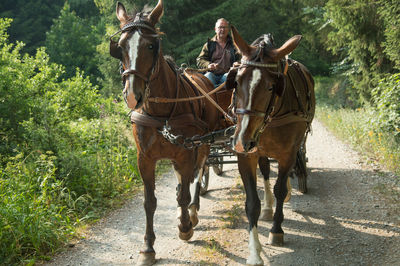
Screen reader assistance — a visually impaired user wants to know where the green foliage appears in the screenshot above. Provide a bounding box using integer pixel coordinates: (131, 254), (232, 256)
(314, 76), (351, 108)
(378, 0), (400, 70)
(46, 2), (102, 84)
(0, 18), (140, 264)
(369, 73), (400, 137)
(0, 152), (72, 264)
(0, 0), (64, 55)
(323, 0), (397, 104)
(317, 106), (400, 176)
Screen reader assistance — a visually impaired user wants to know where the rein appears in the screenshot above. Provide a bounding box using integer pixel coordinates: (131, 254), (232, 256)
(183, 70), (235, 124)
(147, 74), (225, 103)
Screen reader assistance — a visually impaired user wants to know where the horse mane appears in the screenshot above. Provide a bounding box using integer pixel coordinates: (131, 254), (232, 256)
(164, 55), (177, 67)
(163, 55), (183, 73)
(251, 33), (276, 55)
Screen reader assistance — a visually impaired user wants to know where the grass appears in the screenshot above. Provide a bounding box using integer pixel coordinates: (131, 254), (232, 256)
(316, 105), (400, 177)
(314, 76), (400, 177)
(0, 110), (143, 265)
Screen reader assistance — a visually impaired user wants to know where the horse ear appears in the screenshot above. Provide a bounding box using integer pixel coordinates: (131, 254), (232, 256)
(116, 2), (130, 25)
(110, 40), (122, 60)
(231, 26), (252, 57)
(148, 0), (164, 26)
(270, 35), (302, 61)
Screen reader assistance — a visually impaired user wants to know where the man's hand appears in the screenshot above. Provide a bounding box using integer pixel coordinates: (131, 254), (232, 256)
(233, 62), (241, 67)
(208, 63), (218, 71)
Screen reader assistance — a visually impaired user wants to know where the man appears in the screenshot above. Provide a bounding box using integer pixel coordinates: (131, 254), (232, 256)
(196, 18), (240, 87)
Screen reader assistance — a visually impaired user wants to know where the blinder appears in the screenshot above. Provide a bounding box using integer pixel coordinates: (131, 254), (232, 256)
(110, 39), (122, 60)
(225, 67), (238, 91)
(109, 20), (160, 61)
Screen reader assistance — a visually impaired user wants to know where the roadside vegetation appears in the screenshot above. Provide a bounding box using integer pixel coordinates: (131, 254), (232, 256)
(0, 18), (140, 265)
(314, 74), (400, 176)
(0, 0), (399, 264)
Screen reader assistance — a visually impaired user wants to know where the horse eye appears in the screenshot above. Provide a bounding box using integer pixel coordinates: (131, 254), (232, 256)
(148, 44), (153, 50)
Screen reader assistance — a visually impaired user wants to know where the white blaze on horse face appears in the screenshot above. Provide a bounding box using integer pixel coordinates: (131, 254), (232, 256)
(238, 68), (262, 143)
(247, 226), (263, 265)
(127, 31), (141, 95)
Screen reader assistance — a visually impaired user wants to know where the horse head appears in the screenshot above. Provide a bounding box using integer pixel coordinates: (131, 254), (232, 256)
(111, 1), (163, 110)
(230, 26), (302, 153)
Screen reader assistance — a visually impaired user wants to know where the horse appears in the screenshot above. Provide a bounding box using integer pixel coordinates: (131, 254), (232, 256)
(229, 26), (315, 265)
(109, 1), (234, 264)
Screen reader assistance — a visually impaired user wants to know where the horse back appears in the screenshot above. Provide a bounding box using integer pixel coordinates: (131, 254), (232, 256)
(271, 60), (315, 126)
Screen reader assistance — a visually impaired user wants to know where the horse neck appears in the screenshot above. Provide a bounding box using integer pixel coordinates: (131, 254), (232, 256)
(143, 54), (197, 117)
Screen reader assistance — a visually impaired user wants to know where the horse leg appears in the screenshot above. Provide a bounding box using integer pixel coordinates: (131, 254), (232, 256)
(284, 176), (292, 202)
(238, 154), (263, 266)
(258, 156), (274, 221)
(188, 157), (207, 227)
(269, 157), (295, 246)
(173, 162), (194, 241)
(136, 155), (157, 266)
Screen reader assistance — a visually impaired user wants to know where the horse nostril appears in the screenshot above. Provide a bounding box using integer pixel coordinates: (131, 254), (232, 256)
(244, 140), (257, 152)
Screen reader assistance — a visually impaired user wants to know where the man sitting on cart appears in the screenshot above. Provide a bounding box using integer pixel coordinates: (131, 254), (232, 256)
(196, 18), (240, 88)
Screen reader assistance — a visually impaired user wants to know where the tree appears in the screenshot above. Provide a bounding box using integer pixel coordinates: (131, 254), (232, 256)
(378, 0), (400, 70)
(0, 0), (64, 55)
(46, 2), (102, 84)
(323, 0), (394, 104)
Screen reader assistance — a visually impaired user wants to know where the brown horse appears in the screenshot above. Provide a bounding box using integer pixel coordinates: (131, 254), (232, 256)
(109, 1), (233, 264)
(229, 27), (315, 265)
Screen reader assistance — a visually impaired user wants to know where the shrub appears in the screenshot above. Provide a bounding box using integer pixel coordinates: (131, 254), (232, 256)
(370, 73), (400, 141)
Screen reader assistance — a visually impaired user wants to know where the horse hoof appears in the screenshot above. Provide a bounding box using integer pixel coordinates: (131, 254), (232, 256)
(189, 205), (199, 227)
(259, 209), (273, 221)
(136, 252), (156, 266)
(179, 227), (194, 241)
(268, 232), (284, 246)
(246, 260), (264, 266)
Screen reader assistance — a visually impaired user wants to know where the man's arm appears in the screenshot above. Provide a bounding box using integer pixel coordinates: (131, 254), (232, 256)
(196, 42), (210, 69)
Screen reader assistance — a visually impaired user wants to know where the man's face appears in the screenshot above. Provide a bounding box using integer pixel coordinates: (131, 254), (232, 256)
(215, 20), (229, 40)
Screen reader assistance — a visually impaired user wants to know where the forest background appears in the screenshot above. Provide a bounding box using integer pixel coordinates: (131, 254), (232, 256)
(0, 0), (399, 264)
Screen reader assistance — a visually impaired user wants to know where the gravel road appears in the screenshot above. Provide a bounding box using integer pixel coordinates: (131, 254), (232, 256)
(45, 119), (400, 265)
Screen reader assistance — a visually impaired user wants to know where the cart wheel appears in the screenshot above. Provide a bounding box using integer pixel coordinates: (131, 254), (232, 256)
(212, 157), (223, 176)
(295, 148), (308, 193)
(200, 165), (209, 196)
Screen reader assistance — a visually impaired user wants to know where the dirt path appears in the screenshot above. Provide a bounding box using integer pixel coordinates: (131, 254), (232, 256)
(45, 120), (400, 265)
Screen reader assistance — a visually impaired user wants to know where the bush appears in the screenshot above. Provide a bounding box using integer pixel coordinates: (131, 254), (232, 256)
(314, 76), (353, 108)
(0, 152), (74, 264)
(0, 18), (141, 264)
(369, 73), (400, 140)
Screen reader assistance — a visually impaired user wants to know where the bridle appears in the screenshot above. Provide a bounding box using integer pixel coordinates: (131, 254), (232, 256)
(110, 17), (161, 103)
(233, 45), (288, 134)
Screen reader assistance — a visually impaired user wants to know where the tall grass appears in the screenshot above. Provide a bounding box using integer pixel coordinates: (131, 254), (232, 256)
(0, 108), (140, 265)
(314, 76), (400, 176)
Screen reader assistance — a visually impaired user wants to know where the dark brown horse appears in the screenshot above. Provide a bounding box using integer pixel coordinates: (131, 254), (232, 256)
(229, 27), (315, 265)
(109, 1), (233, 264)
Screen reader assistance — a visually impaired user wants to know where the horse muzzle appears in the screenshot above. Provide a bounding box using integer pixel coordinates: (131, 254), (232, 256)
(231, 135), (258, 154)
(123, 85), (144, 110)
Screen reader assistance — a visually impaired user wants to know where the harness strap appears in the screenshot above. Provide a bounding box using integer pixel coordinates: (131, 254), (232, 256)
(183, 70), (235, 124)
(146, 81), (226, 103)
(130, 111), (208, 132)
(122, 69), (149, 82)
